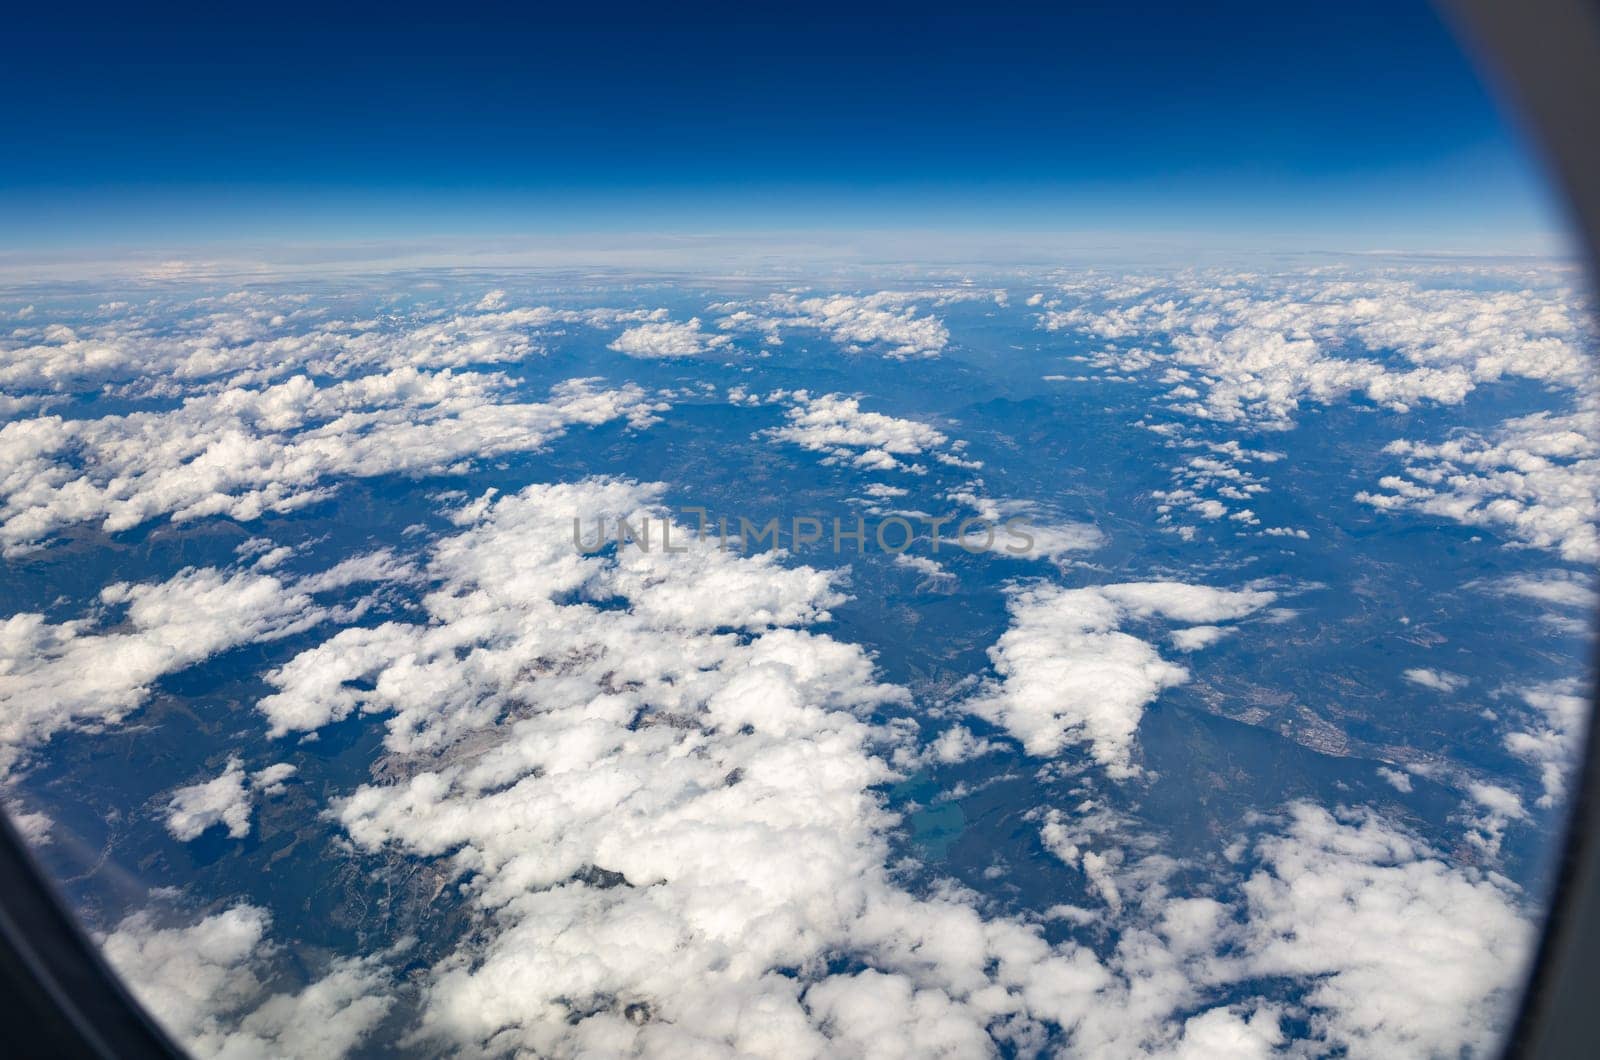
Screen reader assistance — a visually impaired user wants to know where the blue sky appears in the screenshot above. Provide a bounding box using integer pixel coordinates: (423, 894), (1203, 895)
(1, 1), (1572, 254)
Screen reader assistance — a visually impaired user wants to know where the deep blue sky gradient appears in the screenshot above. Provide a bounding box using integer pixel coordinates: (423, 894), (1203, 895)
(0, 1), (1570, 253)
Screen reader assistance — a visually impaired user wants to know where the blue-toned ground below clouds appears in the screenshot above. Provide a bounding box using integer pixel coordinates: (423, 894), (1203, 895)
(0, 259), (1595, 1058)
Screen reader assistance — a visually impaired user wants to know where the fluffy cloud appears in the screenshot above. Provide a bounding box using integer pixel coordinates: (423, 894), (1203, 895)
(1495, 570), (1598, 610)
(0, 293), (678, 554)
(0, 544), (408, 777)
(1040, 799), (1532, 1057)
(99, 904), (393, 1060)
(264, 477), (1124, 1053)
(943, 488), (1102, 565)
(106, 473), (1520, 1058)
(1402, 667), (1466, 694)
(1040, 266), (1592, 428)
(763, 392), (970, 473)
(1357, 408), (1600, 563)
(8, 806), (54, 845)
(1377, 766), (1414, 793)
(719, 291), (963, 359)
(257, 479), (849, 745)
(918, 724), (999, 765)
(1166, 1006), (1285, 1059)
(6, 277), (1557, 1058)
(0, 291), (668, 396)
(608, 318), (732, 358)
(0, 372), (665, 553)
(252, 478), (1263, 1055)
(1002, 516), (1104, 566)
(965, 581), (1276, 775)
(1237, 802), (1532, 1056)
(0, 567), (353, 777)
(1463, 782), (1531, 857)
(165, 758), (298, 842)
(1149, 440), (1282, 540)
(1503, 680), (1588, 809)
(1036, 804), (1134, 915)
(1169, 625), (1230, 652)
(165, 759), (254, 841)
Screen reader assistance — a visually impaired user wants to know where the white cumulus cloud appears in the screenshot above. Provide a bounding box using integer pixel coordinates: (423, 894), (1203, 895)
(608, 317), (732, 358)
(965, 581), (1276, 776)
